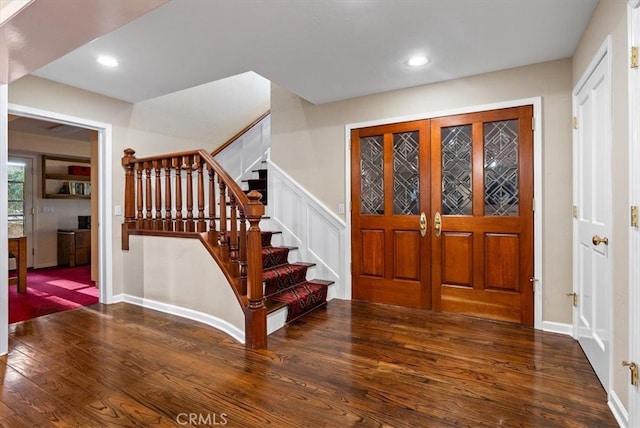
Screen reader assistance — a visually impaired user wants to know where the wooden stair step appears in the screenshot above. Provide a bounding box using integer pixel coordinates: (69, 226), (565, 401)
(268, 281), (329, 323)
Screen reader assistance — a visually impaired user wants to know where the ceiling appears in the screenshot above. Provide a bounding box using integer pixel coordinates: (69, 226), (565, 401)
(26, 0), (599, 105)
(8, 114), (95, 141)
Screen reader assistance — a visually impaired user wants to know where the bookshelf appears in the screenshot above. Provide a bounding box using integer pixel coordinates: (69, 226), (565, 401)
(41, 155), (92, 199)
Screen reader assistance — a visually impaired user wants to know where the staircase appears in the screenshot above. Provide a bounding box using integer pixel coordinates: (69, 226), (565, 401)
(243, 166), (268, 205)
(261, 230), (332, 322)
(245, 166), (333, 324)
(120, 113), (335, 347)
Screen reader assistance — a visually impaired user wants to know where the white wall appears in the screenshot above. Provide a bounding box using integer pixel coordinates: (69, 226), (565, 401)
(271, 58), (574, 326)
(572, 0), (630, 413)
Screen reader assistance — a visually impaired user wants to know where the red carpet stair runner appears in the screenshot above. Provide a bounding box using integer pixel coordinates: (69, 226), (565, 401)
(261, 230), (332, 323)
(243, 166), (332, 323)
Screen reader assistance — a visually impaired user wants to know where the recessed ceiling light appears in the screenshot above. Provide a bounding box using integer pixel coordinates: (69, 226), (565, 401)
(97, 56), (119, 67)
(407, 55), (429, 67)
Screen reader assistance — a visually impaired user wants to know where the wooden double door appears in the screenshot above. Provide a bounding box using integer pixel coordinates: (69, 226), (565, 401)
(351, 106), (534, 325)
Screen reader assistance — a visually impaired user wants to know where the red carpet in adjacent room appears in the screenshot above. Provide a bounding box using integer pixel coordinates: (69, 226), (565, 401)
(8, 265), (99, 324)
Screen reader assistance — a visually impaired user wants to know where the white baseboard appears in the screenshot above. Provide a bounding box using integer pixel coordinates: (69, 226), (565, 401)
(541, 321), (573, 336)
(114, 293), (245, 344)
(609, 388), (629, 428)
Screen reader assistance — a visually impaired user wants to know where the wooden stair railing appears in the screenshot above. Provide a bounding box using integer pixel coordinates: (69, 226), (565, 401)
(121, 148), (266, 348)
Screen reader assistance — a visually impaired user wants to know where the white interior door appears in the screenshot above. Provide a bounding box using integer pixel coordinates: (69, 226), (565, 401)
(573, 43), (612, 391)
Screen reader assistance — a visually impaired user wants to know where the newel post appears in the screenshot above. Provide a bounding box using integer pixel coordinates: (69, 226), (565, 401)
(121, 149), (137, 250)
(244, 190), (266, 348)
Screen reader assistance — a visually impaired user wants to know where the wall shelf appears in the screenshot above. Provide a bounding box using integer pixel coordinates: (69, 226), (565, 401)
(42, 155), (92, 199)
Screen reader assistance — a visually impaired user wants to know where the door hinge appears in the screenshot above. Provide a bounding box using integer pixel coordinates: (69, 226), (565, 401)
(529, 277), (538, 292)
(532, 198), (535, 211)
(531, 117), (535, 131)
(31, 207), (35, 215)
(632, 206), (639, 227)
(632, 46), (639, 69)
(572, 117), (578, 129)
(622, 361), (639, 386)
(567, 292), (578, 307)
(572, 205), (578, 219)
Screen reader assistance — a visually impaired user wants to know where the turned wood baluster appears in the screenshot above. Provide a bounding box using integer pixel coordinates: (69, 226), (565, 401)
(135, 162), (144, 229)
(163, 158), (173, 231)
(174, 157), (184, 232)
(185, 155), (195, 232)
(218, 181), (228, 259)
(238, 208), (248, 295)
(196, 155), (206, 232)
(245, 190), (266, 349)
(122, 149), (137, 250)
(229, 194), (239, 275)
(154, 160), (162, 230)
(208, 166), (217, 243)
(144, 161), (153, 229)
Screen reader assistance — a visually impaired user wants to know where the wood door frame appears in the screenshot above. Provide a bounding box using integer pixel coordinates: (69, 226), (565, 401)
(344, 97), (543, 329)
(628, 0), (640, 425)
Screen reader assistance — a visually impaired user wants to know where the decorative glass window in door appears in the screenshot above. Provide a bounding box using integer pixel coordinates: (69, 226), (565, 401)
(484, 120), (519, 216)
(441, 125), (472, 215)
(393, 131), (419, 215)
(360, 135), (384, 215)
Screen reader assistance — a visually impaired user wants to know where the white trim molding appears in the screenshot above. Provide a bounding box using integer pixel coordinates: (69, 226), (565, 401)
(0, 84), (8, 355)
(541, 321), (573, 336)
(114, 294), (245, 344)
(7, 104), (114, 305)
(344, 97), (543, 328)
(628, 1), (640, 426)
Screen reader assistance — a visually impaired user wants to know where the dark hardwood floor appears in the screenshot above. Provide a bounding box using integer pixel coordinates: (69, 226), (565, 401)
(1, 300), (617, 427)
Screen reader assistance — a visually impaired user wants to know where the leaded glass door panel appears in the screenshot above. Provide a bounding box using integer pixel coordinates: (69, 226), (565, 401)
(351, 121), (431, 309)
(430, 106), (534, 325)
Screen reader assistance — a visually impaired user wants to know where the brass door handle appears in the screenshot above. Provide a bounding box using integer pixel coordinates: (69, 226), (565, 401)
(434, 212), (442, 238)
(419, 212), (427, 237)
(592, 235), (609, 246)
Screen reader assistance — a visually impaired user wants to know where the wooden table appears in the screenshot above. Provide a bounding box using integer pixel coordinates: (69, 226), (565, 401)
(8, 236), (27, 293)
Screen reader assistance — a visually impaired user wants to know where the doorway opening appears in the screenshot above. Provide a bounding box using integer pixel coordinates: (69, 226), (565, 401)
(7, 115), (103, 322)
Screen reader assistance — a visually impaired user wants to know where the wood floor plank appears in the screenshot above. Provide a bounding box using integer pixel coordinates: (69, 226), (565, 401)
(1, 301), (618, 427)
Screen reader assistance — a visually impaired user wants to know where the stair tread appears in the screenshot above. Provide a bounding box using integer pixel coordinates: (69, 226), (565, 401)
(268, 281), (329, 323)
(262, 245), (298, 251)
(262, 261), (315, 273)
(265, 299), (288, 313)
(307, 279), (335, 286)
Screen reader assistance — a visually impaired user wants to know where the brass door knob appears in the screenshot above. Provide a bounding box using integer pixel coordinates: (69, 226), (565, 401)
(592, 235), (609, 246)
(419, 212), (427, 237)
